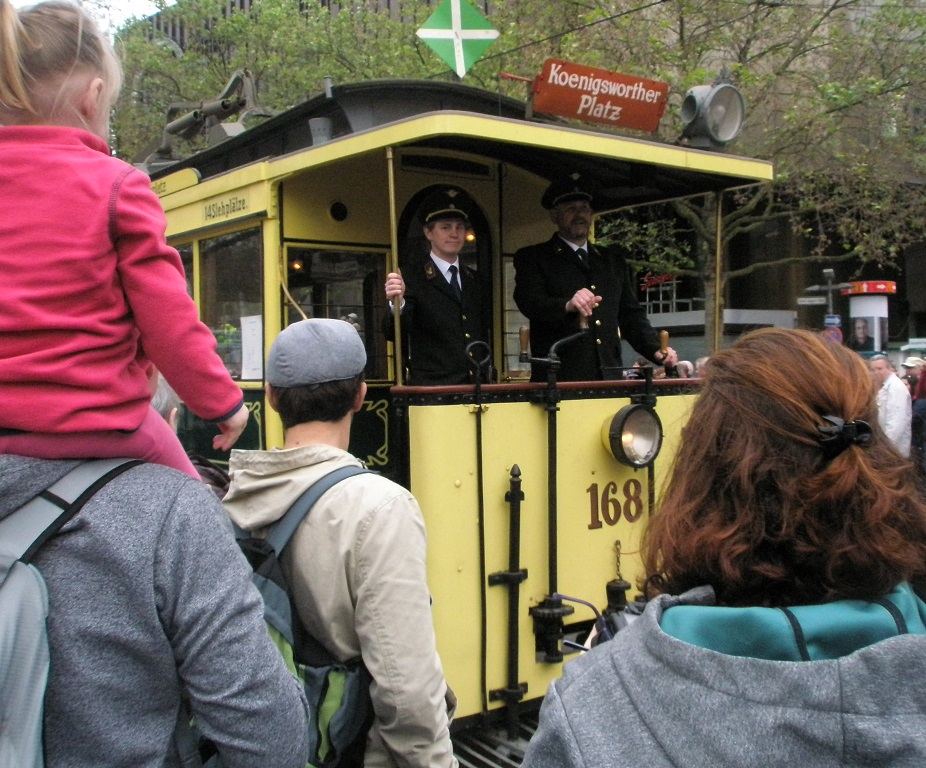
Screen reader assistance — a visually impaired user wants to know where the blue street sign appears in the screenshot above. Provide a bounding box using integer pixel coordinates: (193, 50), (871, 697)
(824, 314), (841, 328)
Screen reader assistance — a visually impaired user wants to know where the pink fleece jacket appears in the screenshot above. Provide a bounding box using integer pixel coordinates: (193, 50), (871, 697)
(0, 126), (243, 432)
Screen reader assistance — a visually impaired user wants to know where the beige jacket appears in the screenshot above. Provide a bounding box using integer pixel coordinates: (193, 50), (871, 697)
(224, 444), (457, 768)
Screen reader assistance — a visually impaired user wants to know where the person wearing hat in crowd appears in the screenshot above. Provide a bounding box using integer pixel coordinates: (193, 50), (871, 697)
(223, 319), (459, 768)
(907, 357), (926, 473)
(382, 187), (490, 386)
(513, 175), (677, 382)
(901, 356), (924, 391)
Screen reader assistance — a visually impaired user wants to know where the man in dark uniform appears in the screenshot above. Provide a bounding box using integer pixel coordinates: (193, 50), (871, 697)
(382, 188), (490, 386)
(513, 176), (677, 382)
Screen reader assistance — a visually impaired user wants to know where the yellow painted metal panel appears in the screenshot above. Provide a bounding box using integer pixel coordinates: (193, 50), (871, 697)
(151, 167), (201, 198)
(409, 389), (698, 720)
(268, 112), (773, 186)
(162, 180), (271, 238)
(281, 157), (391, 244)
(408, 403), (485, 715)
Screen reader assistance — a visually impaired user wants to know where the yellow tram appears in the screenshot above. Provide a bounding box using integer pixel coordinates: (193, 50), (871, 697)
(147, 79), (773, 751)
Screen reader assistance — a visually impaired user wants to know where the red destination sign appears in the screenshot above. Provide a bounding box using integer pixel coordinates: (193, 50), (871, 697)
(532, 58), (669, 132)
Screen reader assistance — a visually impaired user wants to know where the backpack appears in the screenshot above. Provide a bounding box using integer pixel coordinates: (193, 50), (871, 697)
(0, 458), (141, 768)
(180, 464), (376, 768)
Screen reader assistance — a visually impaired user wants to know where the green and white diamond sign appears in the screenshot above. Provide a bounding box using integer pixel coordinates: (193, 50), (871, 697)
(417, 0), (500, 79)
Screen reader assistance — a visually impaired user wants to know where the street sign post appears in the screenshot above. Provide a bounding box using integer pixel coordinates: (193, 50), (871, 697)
(802, 269), (853, 314)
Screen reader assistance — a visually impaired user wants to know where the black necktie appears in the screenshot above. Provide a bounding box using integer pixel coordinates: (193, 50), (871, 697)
(576, 247), (588, 265)
(448, 264), (462, 299)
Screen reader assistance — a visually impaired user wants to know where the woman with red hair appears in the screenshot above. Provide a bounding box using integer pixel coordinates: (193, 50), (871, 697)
(523, 328), (926, 768)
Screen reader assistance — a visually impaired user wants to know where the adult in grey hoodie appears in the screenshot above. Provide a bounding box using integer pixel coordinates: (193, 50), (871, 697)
(523, 328), (926, 768)
(0, 455), (311, 768)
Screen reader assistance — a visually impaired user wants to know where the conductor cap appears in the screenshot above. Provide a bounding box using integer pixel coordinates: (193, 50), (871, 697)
(422, 188), (470, 224)
(542, 175), (594, 209)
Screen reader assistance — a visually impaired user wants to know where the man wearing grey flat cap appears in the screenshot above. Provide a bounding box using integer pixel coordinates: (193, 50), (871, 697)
(514, 175), (676, 382)
(224, 319), (458, 768)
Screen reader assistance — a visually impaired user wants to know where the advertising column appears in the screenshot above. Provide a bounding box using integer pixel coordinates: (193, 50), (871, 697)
(842, 281), (896, 353)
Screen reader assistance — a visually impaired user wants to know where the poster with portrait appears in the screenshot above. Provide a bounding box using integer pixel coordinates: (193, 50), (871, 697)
(847, 316), (876, 352)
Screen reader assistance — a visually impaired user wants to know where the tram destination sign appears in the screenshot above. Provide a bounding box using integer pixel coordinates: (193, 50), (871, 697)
(532, 59), (669, 132)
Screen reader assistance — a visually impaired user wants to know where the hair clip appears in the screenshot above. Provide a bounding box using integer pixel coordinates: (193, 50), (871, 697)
(816, 415), (873, 460)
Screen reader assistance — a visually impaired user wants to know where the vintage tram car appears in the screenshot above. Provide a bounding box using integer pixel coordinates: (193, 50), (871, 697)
(146, 78), (773, 764)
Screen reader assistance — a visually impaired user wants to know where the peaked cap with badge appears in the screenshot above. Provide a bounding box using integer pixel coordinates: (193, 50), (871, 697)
(421, 188), (470, 224)
(541, 175), (595, 210)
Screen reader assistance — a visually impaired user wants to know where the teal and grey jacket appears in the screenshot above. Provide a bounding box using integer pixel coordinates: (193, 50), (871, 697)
(523, 583), (926, 767)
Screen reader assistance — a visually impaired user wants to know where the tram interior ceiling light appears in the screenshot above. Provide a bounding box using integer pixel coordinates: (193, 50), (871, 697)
(679, 82), (745, 150)
(601, 404), (663, 469)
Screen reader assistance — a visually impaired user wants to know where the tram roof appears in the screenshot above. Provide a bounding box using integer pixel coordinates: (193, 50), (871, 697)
(149, 79), (773, 209)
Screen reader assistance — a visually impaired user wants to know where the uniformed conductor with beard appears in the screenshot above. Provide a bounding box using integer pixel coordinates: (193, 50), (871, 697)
(513, 176), (677, 382)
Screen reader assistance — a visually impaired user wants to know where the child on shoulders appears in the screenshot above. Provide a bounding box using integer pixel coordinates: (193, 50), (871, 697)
(0, 0), (248, 478)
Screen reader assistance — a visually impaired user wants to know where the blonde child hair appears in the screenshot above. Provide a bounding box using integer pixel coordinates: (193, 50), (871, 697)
(0, 0), (121, 135)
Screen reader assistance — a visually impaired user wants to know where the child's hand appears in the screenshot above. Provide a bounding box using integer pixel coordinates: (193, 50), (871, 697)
(213, 405), (249, 451)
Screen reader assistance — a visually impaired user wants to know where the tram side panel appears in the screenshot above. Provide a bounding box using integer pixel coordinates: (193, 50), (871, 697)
(406, 387), (697, 722)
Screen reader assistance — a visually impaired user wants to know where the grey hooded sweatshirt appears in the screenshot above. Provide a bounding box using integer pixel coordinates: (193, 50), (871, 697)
(0, 455), (310, 768)
(522, 586), (926, 767)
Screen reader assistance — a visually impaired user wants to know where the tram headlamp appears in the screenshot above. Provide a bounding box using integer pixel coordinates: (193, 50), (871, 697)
(601, 404), (663, 469)
(680, 83), (745, 149)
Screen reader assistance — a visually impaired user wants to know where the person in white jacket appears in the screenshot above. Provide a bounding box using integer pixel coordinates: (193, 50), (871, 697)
(224, 318), (458, 768)
(870, 354), (912, 456)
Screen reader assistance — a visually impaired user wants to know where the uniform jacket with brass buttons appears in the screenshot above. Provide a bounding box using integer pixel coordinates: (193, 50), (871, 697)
(383, 257), (490, 386)
(513, 234), (661, 382)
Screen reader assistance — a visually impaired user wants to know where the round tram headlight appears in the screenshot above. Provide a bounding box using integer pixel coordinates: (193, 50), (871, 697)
(601, 404), (663, 468)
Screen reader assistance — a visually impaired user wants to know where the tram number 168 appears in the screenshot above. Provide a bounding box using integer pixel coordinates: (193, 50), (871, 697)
(587, 480), (644, 529)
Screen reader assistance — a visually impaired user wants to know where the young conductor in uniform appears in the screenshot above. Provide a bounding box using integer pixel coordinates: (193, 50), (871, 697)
(382, 188), (490, 386)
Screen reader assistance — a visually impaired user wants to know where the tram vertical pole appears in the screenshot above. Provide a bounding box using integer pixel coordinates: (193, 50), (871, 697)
(712, 190), (723, 353)
(711, 192), (723, 352)
(386, 147), (404, 386)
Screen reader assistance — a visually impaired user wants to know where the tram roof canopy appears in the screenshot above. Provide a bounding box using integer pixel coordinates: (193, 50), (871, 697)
(147, 79), (773, 209)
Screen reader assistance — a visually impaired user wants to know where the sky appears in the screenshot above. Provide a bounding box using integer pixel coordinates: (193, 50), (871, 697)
(11, 0), (164, 30)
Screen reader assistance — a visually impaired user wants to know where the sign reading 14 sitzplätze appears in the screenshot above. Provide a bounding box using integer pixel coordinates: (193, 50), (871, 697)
(532, 59), (669, 132)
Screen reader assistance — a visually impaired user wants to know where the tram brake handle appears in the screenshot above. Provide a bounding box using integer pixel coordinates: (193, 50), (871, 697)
(659, 330), (679, 378)
(518, 325), (530, 364)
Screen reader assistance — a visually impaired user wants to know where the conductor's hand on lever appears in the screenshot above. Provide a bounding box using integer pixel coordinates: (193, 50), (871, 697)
(566, 288), (601, 318)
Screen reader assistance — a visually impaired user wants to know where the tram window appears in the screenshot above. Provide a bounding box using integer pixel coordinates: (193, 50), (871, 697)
(286, 248), (389, 381)
(503, 256), (531, 380)
(177, 244), (193, 297)
(200, 228), (263, 381)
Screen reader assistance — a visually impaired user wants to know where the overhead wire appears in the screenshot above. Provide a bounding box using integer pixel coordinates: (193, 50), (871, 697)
(426, 0), (919, 78)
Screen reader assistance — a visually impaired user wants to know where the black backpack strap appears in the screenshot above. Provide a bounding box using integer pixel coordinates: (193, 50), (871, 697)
(265, 465), (372, 556)
(0, 459), (142, 564)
